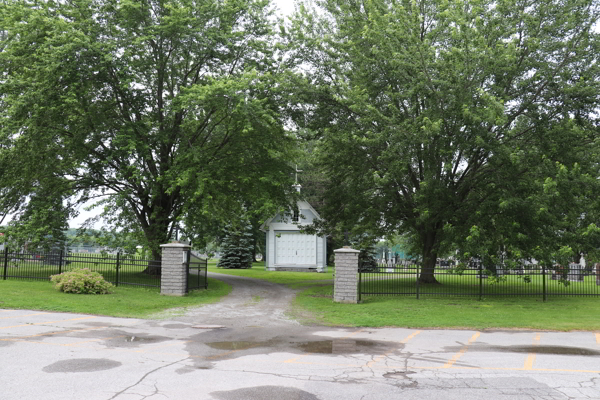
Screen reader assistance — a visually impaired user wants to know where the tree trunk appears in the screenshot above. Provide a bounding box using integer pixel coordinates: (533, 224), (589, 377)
(141, 215), (170, 276)
(418, 230), (440, 284)
(143, 247), (162, 276)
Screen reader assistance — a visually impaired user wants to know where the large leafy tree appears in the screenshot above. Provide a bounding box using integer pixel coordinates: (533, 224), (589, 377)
(286, 0), (600, 282)
(0, 0), (296, 266)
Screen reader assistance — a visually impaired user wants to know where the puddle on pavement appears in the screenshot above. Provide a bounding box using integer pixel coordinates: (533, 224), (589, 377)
(43, 358), (121, 373)
(206, 341), (258, 351)
(211, 385), (319, 400)
(297, 339), (393, 354)
(447, 344), (600, 356)
(104, 331), (170, 348)
(205, 338), (400, 355)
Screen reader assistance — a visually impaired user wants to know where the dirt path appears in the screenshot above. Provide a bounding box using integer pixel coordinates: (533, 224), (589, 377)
(169, 272), (303, 328)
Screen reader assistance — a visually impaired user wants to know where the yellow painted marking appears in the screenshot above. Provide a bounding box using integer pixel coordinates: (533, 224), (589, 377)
(596, 333), (600, 345)
(366, 330), (422, 368)
(416, 365), (600, 374)
(0, 316), (96, 330)
(284, 329), (366, 364)
(0, 312), (49, 320)
(523, 333), (541, 370)
(442, 332), (480, 369)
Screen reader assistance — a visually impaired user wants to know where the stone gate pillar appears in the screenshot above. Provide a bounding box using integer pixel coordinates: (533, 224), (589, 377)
(160, 242), (191, 296)
(334, 247), (360, 303)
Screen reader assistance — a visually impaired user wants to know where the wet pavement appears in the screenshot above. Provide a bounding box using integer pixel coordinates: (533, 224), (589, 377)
(1, 273), (600, 399)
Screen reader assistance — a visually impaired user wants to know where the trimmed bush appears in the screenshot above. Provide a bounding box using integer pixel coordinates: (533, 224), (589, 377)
(51, 268), (113, 294)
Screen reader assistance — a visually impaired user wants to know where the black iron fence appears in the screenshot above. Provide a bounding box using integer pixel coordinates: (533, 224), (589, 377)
(187, 251), (208, 291)
(359, 262), (600, 301)
(2, 248), (161, 288)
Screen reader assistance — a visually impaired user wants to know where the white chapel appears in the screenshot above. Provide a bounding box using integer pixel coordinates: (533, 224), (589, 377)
(261, 184), (327, 272)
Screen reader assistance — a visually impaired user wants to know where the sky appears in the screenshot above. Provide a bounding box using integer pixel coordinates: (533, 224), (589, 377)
(274, 0), (296, 17)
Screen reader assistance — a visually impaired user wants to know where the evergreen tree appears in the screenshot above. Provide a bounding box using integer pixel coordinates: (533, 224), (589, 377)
(217, 222), (254, 269)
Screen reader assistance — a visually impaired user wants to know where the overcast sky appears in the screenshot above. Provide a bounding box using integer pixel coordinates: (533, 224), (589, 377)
(274, 0), (296, 17)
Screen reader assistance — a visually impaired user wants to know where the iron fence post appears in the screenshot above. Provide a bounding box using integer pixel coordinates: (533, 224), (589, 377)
(416, 263), (420, 300)
(185, 249), (190, 294)
(202, 257), (208, 289)
(543, 264), (547, 302)
(479, 262), (483, 301)
(115, 252), (120, 287)
(358, 267), (362, 302)
(58, 250), (63, 275)
(3, 248), (7, 280)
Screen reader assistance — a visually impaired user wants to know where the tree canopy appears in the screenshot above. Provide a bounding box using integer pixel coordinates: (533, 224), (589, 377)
(286, 0), (600, 281)
(0, 0), (297, 260)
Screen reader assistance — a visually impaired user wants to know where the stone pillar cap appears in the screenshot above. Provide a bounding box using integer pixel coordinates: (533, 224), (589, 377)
(333, 247), (360, 253)
(160, 242), (191, 248)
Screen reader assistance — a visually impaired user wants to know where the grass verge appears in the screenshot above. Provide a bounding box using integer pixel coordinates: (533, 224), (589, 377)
(209, 261), (334, 288)
(0, 278), (231, 319)
(293, 284), (600, 331)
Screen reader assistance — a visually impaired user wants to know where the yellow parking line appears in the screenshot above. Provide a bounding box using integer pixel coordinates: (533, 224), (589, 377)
(401, 330), (422, 344)
(365, 330), (422, 368)
(442, 332), (480, 369)
(0, 312), (49, 320)
(0, 316), (97, 330)
(523, 333), (541, 370)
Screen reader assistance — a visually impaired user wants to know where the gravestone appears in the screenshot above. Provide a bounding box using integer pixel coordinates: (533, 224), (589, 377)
(568, 263), (584, 282)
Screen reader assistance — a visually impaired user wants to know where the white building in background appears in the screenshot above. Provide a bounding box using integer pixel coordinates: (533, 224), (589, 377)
(261, 185), (327, 273)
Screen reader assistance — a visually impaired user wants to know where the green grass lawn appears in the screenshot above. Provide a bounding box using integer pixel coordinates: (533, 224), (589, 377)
(3, 260), (600, 331)
(293, 285), (600, 331)
(209, 262), (600, 331)
(210, 261), (334, 288)
(0, 278), (231, 319)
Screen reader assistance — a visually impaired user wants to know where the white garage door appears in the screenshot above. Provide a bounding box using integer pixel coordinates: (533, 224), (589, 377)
(275, 233), (317, 265)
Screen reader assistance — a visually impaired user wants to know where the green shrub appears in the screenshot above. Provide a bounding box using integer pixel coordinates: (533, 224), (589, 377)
(51, 268), (113, 294)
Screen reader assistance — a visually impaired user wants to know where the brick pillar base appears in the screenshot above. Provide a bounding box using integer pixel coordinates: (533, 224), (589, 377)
(160, 242), (191, 296)
(334, 247), (360, 303)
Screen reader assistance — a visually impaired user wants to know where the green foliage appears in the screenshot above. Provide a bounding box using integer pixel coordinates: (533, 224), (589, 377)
(358, 244), (378, 272)
(217, 221), (254, 269)
(287, 0), (600, 284)
(449, 264), (467, 276)
(51, 268), (113, 294)
(0, 0), (296, 258)
(486, 273), (508, 285)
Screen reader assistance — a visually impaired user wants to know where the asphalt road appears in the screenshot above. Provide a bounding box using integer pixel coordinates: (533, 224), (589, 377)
(1, 273), (600, 400)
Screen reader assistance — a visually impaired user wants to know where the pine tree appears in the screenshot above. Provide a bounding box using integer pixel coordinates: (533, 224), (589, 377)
(217, 222), (254, 269)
